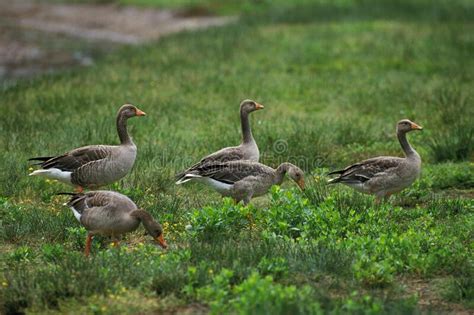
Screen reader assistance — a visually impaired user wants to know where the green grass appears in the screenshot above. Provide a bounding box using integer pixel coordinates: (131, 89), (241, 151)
(1, 0), (474, 313)
(45, 0), (315, 16)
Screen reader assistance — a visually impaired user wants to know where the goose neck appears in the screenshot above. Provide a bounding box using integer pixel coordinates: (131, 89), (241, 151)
(397, 130), (417, 158)
(274, 163), (290, 185)
(117, 113), (132, 145)
(130, 209), (152, 222)
(240, 110), (254, 144)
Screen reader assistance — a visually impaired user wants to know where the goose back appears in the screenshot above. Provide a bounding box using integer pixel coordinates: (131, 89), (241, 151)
(67, 191), (140, 235)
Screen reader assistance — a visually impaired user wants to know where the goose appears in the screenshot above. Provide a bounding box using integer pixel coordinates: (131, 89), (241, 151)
(176, 160), (305, 205)
(29, 104), (146, 192)
(328, 119), (423, 203)
(60, 190), (167, 256)
(176, 99), (263, 181)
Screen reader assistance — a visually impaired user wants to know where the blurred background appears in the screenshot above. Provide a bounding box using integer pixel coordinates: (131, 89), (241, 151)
(1, 1), (473, 314)
(0, 0), (250, 83)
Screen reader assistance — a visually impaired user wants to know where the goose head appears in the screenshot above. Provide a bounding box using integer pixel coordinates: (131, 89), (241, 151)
(397, 119), (422, 133)
(141, 213), (167, 249)
(119, 104), (147, 118)
(287, 164), (305, 190)
(240, 99), (264, 114)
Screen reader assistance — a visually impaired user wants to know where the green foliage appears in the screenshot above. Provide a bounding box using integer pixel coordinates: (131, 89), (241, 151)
(440, 266), (474, 308)
(6, 246), (35, 264)
(427, 87), (474, 162)
(257, 256), (289, 280)
(197, 270), (322, 314)
(1, 0), (473, 313)
(41, 244), (67, 263)
(2, 245), (180, 313)
(65, 226), (88, 250)
(186, 198), (253, 240)
(183, 186), (472, 289)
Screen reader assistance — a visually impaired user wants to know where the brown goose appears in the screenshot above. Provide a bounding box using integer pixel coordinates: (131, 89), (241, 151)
(61, 190), (167, 256)
(176, 160), (305, 205)
(176, 99), (263, 181)
(29, 104), (146, 192)
(328, 119), (423, 203)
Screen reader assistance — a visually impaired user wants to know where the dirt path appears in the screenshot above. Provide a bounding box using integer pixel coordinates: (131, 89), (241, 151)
(0, 0), (234, 82)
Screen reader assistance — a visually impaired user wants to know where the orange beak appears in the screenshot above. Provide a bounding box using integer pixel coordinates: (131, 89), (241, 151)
(411, 122), (423, 130)
(297, 179), (305, 190)
(135, 108), (147, 116)
(155, 234), (168, 249)
(255, 103), (264, 110)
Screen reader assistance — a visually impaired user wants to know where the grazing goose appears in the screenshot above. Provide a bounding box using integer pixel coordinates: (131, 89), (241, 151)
(60, 190), (167, 256)
(176, 99), (263, 181)
(176, 160), (305, 205)
(29, 104), (146, 192)
(328, 119), (423, 203)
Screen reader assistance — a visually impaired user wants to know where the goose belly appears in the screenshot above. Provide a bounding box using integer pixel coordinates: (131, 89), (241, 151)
(369, 171), (419, 196)
(344, 182), (372, 194)
(73, 149), (136, 186)
(383, 176), (418, 195)
(199, 177), (233, 195)
(102, 155), (136, 183)
(82, 213), (140, 236)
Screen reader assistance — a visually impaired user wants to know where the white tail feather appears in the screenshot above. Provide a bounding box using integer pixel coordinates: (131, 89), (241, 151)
(29, 168), (72, 184)
(70, 207), (82, 222)
(175, 174), (202, 185)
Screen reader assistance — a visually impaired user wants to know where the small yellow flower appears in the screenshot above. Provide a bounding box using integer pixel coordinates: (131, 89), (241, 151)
(2, 281), (8, 287)
(28, 167), (34, 172)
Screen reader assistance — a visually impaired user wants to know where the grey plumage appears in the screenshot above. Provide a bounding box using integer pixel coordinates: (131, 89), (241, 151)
(176, 160), (305, 205)
(62, 190), (167, 255)
(29, 104), (146, 190)
(176, 99), (263, 181)
(328, 119), (423, 203)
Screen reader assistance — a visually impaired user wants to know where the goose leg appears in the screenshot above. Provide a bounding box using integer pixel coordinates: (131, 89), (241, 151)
(84, 233), (93, 257)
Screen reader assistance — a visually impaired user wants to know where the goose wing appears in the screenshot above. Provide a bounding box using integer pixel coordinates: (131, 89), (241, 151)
(64, 191), (111, 213)
(194, 161), (272, 185)
(30, 145), (112, 172)
(175, 146), (245, 180)
(328, 157), (403, 184)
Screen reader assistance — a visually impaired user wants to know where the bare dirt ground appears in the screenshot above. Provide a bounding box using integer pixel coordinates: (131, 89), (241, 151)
(401, 277), (471, 315)
(0, 0), (234, 82)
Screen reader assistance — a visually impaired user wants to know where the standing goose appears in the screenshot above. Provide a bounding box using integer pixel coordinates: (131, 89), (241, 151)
(176, 160), (305, 205)
(176, 99), (263, 181)
(60, 190), (167, 256)
(328, 119), (423, 203)
(29, 104), (146, 192)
